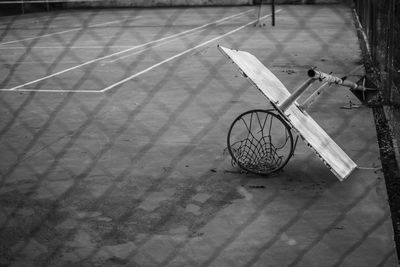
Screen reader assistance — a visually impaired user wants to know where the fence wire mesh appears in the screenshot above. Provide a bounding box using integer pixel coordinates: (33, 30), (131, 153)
(0, 1), (398, 266)
(353, 0), (400, 151)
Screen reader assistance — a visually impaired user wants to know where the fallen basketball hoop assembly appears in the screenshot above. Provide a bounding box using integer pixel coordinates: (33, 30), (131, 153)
(218, 45), (378, 181)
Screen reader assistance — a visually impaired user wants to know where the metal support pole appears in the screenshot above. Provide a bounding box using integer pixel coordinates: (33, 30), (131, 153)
(307, 68), (378, 104)
(278, 78), (315, 112)
(300, 82), (330, 110)
(271, 0), (275, 26)
(301, 65), (365, 110)
(308, 69), (360, 89)
(255, 1), (262, 26)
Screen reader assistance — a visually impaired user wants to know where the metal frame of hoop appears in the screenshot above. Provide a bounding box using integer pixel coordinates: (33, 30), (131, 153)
(227, 109), (297, 175)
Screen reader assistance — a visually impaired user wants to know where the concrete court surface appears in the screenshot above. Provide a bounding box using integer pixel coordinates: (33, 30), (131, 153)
(0, 3), (398, 267)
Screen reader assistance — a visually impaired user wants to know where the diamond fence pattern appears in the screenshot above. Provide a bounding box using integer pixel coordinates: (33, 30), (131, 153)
(354, 0), (400, 148)
(0, 1), (397, 267)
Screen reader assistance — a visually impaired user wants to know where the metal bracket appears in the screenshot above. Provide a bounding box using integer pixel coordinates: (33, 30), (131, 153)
(350, 76), (379, 104)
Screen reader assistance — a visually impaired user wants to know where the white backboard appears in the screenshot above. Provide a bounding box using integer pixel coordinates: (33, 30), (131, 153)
(219, 45), (357, 181)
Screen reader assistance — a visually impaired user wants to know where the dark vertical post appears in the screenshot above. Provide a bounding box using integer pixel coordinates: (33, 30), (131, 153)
(271, 0), (275, 26)
(370, 0), (376, 67)
(255, 0), (262, 26)
(386, 0), (395, 104)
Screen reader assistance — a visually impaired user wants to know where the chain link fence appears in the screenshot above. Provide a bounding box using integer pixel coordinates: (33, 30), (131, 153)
(0, 1), (398, 266)
(353, 0), (400, 262)
(353, 0), (400, 150)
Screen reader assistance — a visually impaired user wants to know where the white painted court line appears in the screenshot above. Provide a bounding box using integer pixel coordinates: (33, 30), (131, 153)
(104, 27), (210, 64)
(4, 10), (252, 91)
(0, 16), (141, 46)
(0, 45), (134, 50)
(1, 27), (205, 66)
(100, 10), (282, 93)
(0, 88), (98, 93)
(104, 14), (249, 64)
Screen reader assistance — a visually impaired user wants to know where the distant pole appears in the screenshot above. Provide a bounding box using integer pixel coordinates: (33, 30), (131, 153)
(271, 0), (275, 26)
(255, 0), (262, 26)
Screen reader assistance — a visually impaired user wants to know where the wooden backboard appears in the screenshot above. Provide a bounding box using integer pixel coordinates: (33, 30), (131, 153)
(218, 45), (357, 181)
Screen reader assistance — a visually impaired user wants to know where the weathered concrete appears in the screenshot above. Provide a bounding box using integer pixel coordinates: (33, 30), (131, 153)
(0, 4), (397, 267)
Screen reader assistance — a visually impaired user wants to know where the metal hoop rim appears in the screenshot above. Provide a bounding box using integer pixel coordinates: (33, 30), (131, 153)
(227, 109), (294, 175)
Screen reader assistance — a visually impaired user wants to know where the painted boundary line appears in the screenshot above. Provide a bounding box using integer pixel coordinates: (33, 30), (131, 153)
(0, 16), (142, 46)
(0, 10), (252, 92)
(0, 46), (135, 49)
(103, 23), (213, 64)
(100, 10), (282, 93)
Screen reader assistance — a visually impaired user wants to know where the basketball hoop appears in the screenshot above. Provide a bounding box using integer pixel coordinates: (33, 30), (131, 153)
(218, 45), (377, 180)
(227, 109), (296, 175)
